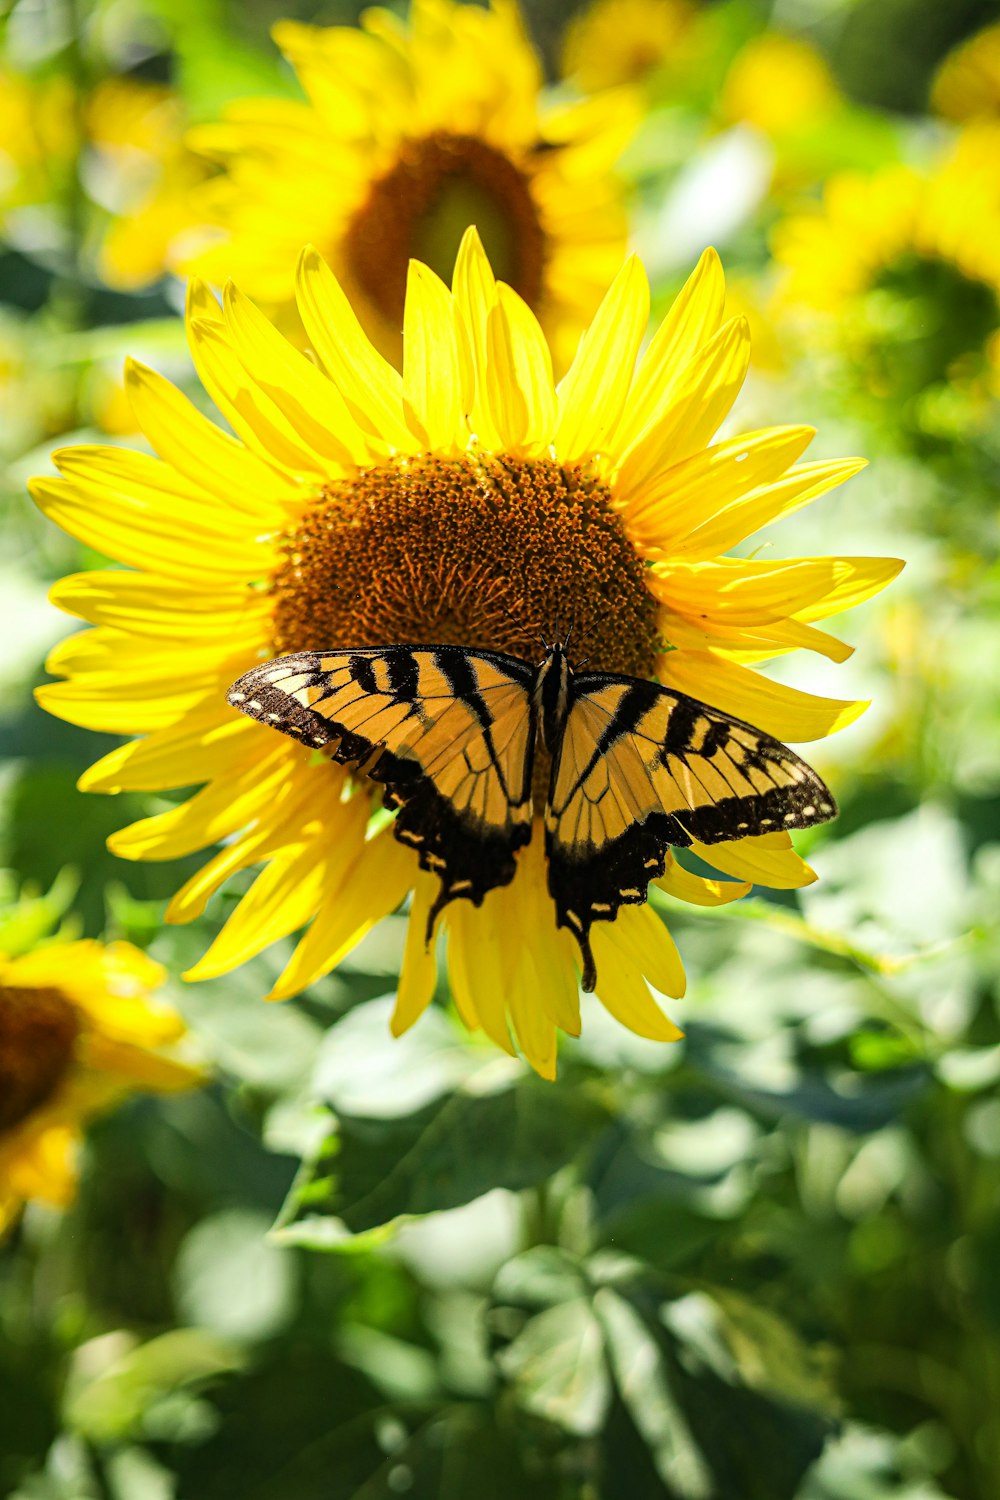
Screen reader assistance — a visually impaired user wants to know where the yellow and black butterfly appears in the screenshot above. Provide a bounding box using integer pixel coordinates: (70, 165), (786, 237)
(227, 642), (836, 990)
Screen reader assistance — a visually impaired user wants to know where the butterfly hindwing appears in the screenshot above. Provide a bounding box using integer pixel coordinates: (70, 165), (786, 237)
(544, 673), (836, 988)
(228, 646), (538, 926)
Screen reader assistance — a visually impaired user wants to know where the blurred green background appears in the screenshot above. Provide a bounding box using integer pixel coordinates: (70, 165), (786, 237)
(3, 0), (1000, 1496)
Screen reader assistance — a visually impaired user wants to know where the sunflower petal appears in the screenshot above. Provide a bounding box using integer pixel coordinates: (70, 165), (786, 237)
(614, 316), (751, 501)
(690, 833), (816, 888)
(657, 650), (869, 742)
(656, 857), (751, 906)
(556, 255), (650, 461)
(591, 927), (684, 1040)
(267, 828), (414, 999)
(124, 358), (300, 517)
(620, 425), (816, 545)
(390, 874), (441, 1036)
(610, 246), (727, 458)
(402, 261), (464, 450)
(296, 245), (414, 451)
(222, 281), (371, 467)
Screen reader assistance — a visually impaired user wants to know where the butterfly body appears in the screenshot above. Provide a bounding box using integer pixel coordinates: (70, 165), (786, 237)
(228, 643), (836, 991)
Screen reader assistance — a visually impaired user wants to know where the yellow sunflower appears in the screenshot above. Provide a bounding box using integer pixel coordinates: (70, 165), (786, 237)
(719, 33), (839, 141)
(0, 66), (76, 221)
(561, 0), (696, 92)
(86, 78), (210, 291)
(772, 144), (1000, 410)
(179, 0), (635, 369)
(32, 236), (900, 1079)
(0, 937), (202, 1232)
(932, 21), (1000, 123)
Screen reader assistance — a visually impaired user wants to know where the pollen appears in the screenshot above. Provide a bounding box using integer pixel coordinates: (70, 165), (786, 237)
(0, 985), (79, 1133)
(343, 132), (546, 325)
(269, 453), (661, 678)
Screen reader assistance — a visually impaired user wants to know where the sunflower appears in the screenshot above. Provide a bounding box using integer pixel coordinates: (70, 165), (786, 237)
(32, 236), (900, 1078)
(719, 33), (839, 141)
(0, 937), (202, 1232)
(178, 0), (635, 370)
(561, 0), (696, 92)
(772, 144), (1000, 416)
(0, 66), (76, 223)
(86, 78), (209, 291)
(932, 21), (1000, 123)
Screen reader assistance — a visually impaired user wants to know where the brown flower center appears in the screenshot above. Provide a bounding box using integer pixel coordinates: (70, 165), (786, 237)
(0, 985), (79, 1134)
(343, 132), (546, 327)
(270, 455), (660, 809)
(271, 453), (659, 672)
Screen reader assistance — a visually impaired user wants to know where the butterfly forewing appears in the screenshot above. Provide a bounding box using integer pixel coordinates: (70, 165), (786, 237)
(228, 646), (538, 927)
(544, 673), (836, 989)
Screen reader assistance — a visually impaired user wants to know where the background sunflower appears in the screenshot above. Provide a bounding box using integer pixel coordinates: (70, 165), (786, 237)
(3, 1), (1000, 1498)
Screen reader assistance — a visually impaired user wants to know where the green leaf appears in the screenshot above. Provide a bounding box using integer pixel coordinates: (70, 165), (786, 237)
(64, 1329), (244, 1445)
(498, 1297), (611, 1436)
(596, 1287), (713, 1499)
(279, 1068), (611, 1237)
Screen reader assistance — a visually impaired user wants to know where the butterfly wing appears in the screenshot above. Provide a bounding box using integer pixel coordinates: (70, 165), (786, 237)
(545, 673), (836, 989)
(228, 645), (537, 926)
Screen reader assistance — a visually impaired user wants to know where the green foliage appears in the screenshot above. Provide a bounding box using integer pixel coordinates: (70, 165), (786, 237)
(3, 0), (1000, 1496)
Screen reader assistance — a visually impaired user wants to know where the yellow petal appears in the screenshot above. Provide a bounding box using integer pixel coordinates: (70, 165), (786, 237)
(124, 358), (300, 518)
(657, 651), (869, 742)
(614, 316), (750, 502)
(650, 555), (904, 627)
(79, 706), (262, 793)
(49, 570), (269, 640)
(668, 458), (868, 561)
(30, 475), (275, 583)
(620, 425), (816, 547)
(556, 255), (650, 461)
(390, 874), (441, 1037)
(222, 281), (370, 467)
(690, 833), (816, 889)
(656, 856), (751, 906)
(446, 896), (516, 1056)
(597, 903), (687, 1000)
(37, 663), (240, 735)
(184, 839), (331, 980)
(267, 828), (414, 1000)
(187, 292), (332, 477)
(168, 769), (334, 922)
(402, 261), (465, 450)
(590, 926), (684, 1040)
(82, 1035), (205, 1093)
(295, 246), (414, 452)
(611, 246), (727, 458)
(495, 283), (557, 446)
(452, 226), (499, 446)
(662, 613), (858, 666)
(5, 1125), (78, 1206)
(485, 298), (530, 449)
(108, 744), (294, 860)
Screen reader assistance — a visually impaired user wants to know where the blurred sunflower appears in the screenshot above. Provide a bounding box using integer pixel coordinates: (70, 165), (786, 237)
(179, 0), (635, 368)
(561, 0), (696, 92)
(932, 20), (1000, 123)
(0, 937), (202, 1232)
(772, 146), (1000, 420)
(86, 78), (208, 291)
(0, 66), (76, 223)
(720, 33), (839, 141)
(32, 236), (899, 1078)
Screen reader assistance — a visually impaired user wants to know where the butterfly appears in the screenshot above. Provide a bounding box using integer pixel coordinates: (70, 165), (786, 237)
(227, 642), (836, 991)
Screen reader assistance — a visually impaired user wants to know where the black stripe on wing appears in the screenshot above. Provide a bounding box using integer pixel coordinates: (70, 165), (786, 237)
(545, 671), (837, 990)
(228, 645), (539, 930)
